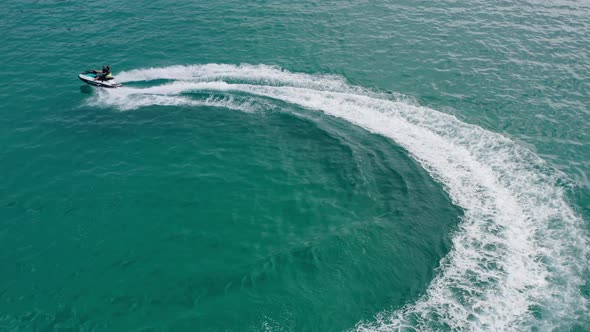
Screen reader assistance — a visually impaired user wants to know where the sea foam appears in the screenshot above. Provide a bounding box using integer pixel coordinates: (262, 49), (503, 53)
(90, 64), (589, 331)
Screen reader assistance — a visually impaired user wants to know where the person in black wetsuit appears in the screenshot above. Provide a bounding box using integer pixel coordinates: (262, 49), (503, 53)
(94, 65), (113, 81)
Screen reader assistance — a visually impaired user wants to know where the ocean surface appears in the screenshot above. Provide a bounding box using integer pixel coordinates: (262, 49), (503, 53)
(1, 0), (589, 331)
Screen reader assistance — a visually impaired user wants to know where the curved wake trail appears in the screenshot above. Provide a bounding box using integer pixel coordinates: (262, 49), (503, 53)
(91, 64), (589, 331)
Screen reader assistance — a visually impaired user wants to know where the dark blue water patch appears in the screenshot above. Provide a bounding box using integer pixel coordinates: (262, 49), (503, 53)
(0, 102), (462, 331)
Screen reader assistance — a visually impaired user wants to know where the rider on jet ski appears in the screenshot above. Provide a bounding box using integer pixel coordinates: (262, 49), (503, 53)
(93, 65), (113, 81)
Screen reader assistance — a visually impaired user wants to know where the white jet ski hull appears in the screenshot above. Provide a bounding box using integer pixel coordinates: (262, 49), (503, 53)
(79, 72), (122, 88)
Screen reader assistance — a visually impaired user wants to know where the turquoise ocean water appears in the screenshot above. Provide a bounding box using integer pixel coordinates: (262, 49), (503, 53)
(1, 0), (589, 331)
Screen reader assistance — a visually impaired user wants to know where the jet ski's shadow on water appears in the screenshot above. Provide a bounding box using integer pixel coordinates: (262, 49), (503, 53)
(79, 85), (93, 94)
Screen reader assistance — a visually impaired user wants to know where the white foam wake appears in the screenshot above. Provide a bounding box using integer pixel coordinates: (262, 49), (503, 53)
(90, 64), (589, 331)
(87, 86), (265, 112)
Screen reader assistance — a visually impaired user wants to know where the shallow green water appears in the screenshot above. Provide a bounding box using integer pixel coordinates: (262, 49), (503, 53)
(1, 1), (589, 331)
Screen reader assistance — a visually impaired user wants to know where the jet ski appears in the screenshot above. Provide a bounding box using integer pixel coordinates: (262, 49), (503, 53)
(79, 70), (122, 88)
